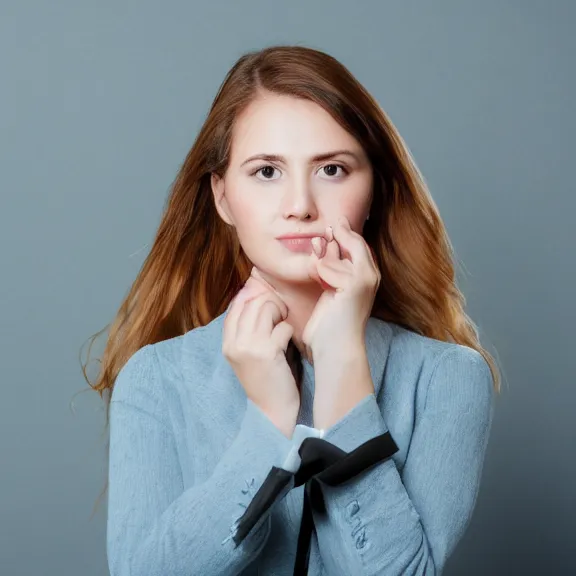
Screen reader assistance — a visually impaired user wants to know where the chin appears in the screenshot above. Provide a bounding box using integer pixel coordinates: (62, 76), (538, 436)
(255, 256), (316, 286)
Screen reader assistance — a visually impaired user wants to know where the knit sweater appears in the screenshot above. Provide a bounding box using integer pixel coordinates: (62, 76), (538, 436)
(106, 307), (495, 575)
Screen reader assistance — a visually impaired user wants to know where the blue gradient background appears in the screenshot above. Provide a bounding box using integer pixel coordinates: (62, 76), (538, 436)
(0, 1), (574, 574)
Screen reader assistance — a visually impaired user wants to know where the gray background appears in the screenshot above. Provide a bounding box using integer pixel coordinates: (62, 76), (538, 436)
(1, 1), (574, 574)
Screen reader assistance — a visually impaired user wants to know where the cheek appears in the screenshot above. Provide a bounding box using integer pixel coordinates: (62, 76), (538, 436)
(226, 192), (269, 244)
(334, 194), (371, 232)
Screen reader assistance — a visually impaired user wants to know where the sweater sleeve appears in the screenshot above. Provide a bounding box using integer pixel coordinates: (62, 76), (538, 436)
(280, 424), (325, 472)
(106, 345), (295, 576)
(311, 346), (495, 576)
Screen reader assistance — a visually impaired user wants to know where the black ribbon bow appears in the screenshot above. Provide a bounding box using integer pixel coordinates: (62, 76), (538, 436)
(232, 431), (399, 575)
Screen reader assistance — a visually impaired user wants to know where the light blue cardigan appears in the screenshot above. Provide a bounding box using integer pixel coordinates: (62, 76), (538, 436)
(106, 308), (495, 575)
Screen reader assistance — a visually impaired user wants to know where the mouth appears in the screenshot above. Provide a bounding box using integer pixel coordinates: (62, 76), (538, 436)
(276, 236), (317, 254)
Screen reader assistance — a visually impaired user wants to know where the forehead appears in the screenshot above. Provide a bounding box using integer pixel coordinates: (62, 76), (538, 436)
(230, 94), (360, 159)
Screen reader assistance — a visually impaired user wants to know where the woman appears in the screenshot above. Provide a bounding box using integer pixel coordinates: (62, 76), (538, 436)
(85, 44), (500, 575)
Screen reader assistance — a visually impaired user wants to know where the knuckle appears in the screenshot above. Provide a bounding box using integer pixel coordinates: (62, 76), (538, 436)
(224, 347), (237, 362)
(235, 340), (252, 357)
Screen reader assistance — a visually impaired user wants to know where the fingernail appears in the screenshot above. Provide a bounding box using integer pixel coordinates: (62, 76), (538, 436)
(325, 226), (334, 241)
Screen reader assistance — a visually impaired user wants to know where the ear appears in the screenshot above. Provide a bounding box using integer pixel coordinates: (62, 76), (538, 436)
(210, 173), (234, 226)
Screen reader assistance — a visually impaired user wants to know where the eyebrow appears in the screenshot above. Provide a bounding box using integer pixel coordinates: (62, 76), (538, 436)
(240, 149), (361, 167)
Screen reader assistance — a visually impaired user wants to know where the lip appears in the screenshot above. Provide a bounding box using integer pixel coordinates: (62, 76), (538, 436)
(276, 234), (323, 254)
(275, 233), (323, 240)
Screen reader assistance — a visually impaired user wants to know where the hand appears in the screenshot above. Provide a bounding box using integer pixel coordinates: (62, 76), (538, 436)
(303, 215), (380, 363)
(223, 267), (299, 438)
(303, 216), (380, 430)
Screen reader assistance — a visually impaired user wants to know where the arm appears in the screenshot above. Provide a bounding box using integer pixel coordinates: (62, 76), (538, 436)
(106, 345), (295, 576)
(312, 346), (495, 576)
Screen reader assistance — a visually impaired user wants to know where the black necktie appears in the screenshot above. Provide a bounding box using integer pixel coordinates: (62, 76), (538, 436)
(232, 431), (399, 575)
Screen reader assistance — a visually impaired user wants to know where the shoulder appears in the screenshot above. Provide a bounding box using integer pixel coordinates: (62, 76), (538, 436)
(179, 311), (227, 379)
(376, 317), (490, 377)
(370, 316), (494, 410)
(111, 310), (227, 407)
(110, 330), (187, 407)
(382, 319), (459, 364)
(423, 342), (494, 413)
(110, 344), (164, 409)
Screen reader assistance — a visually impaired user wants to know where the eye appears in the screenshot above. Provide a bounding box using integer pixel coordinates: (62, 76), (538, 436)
(251, 163), (348, 181)
(252, 165), (281, 181)
(319, 164), (348, 178)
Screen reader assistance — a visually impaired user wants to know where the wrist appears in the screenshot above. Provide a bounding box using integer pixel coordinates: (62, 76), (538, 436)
(311, 338), (366, 366)
(276, 417), (297, 439)
(264, 407), (298, 439)
(313, 346), (371, 392)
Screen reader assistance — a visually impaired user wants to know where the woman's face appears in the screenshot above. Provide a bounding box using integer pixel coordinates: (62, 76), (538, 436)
(211, 92), (373, 285)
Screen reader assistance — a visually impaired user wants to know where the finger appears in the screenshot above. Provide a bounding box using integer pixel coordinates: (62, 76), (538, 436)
(270, 320), (294, 353)
(237, 291), (286, 340)
(250, 266), (282, 297)
(323, 237), (342, 265)
(223, 280), (260, 343)
(311, 236), (327, 259)
(248, 267), (290, 315)
(236, 293), (279, 340)
(332, 215), (374, 267)
(307, 253), (334, 291)
(248, 273), (289, 323)
(315, 259), (352, 291)
(244, 274), (269, 299)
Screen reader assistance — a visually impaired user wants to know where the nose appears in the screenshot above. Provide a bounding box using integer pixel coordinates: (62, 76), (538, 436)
(281, 177), (318, 221)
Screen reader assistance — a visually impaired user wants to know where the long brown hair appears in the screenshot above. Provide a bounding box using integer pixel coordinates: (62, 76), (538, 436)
(80, 44), (501, 513)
